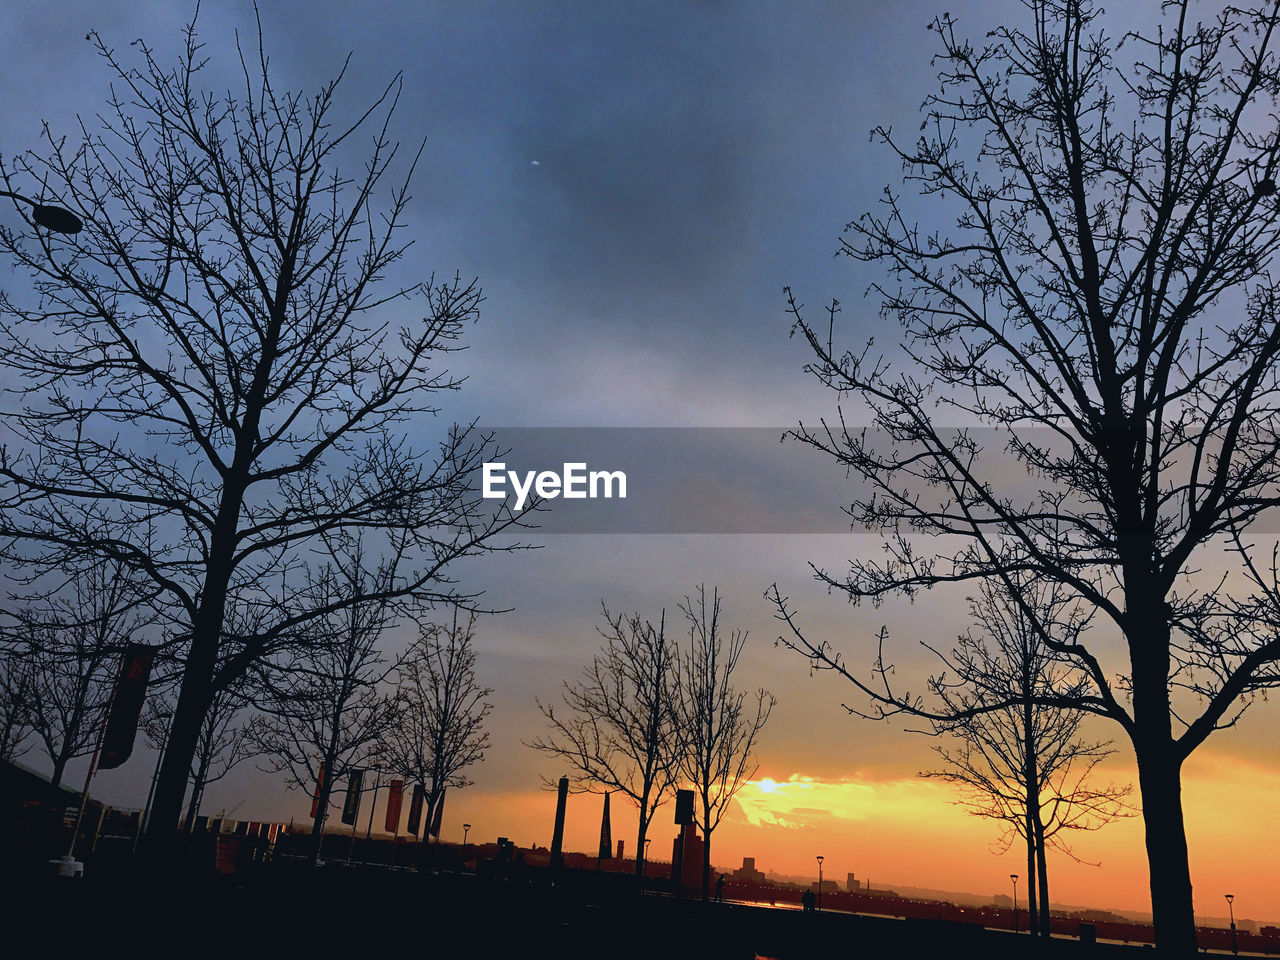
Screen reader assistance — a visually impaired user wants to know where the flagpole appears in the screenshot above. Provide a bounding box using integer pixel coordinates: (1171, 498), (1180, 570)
(364, 768), (381, 840)
(133, 721), (167, 853)
(66, 668), (117, 860)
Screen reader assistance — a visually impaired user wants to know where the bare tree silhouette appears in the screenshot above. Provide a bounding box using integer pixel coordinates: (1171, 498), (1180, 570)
(920, 580), (1132, 937)
(0, 10), (520, 851)
(4, 561), (150, 787)
(385, 611), (492, 847)
(0, 644), (35, 763)
(677, 585), (773, 900)
(249, 556), (399, 864)
(143, 681), (256, 835)
(769, 2), (1280, 947)
(528, 603), (682, 876)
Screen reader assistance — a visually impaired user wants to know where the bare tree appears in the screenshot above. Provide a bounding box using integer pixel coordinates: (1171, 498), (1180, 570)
(677, 585), (773, 900)
(768, 1), (1280, 947)
(0, 10), (521, 850)
(249, 558), (400, 864)
(143, 681), (255, 835)
(920, 580), (1131, 937)
(386, 611), (492, 844)
(527, 603), (681, 876)
(6, 561), (150, 787)
(0, 644), (35, 762)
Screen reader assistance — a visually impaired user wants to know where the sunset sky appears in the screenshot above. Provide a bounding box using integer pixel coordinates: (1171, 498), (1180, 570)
(2, 0), (1278, 929)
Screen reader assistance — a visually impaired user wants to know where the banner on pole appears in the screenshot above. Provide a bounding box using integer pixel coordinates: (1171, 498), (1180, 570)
(429, 787), (446, 839)
(98, 645), (155, 770)
(310, 763), (327, 819)
(341, 769), (364, 826)
(384, 779), (404, 833)
(406, 783), (425, 836)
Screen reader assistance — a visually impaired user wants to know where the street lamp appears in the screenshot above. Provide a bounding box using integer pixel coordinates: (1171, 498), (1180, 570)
(1226, 894), (1237, 956)
(644, 837), (652, 877)
(816, 856), (824, 912)
(1011, 874), (1020, 934)
(1, 190), (83, 234)
(462, 823), (471, 847)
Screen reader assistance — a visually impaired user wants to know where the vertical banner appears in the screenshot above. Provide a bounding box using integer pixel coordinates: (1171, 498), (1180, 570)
(384, 779), (405, 833)
(98, 645), (155, 770)
(310, 763), (327, 819)
(428, 787), (446, 839)
(598, 791), (612, 860)
(406, 784), (425, 837)
(341, 769), (364, 826)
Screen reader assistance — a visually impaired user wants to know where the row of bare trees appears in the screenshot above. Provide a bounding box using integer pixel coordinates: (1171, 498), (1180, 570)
(529, 585), (774, 900)
(0, 551), (493, 857)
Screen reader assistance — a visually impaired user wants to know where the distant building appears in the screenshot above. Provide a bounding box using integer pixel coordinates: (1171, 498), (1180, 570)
(733, 856), (766, 884)
(847, 872), (860, 892)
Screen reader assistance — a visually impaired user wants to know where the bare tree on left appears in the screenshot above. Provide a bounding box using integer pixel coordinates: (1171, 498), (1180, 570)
(2, 560), (151, 788)
(0, 11), (518, 852)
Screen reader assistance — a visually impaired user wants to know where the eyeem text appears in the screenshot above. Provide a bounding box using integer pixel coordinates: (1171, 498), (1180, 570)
(482, 462), (627, 513)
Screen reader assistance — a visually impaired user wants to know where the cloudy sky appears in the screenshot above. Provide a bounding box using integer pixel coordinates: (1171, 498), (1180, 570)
(3, 0), (1278, 924)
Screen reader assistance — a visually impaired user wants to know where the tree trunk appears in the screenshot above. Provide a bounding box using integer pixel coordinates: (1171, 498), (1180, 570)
(634, 794), (649, 877)
(182, 757), (209, 835)
(1136, 746), (1197, 951)
(1130, 610), (1198, 953)
(50, 755), (67, 791)
(1022, 667), (1038, 936)
(1034, 809), (1050, 939)
(1024, 826), (1037, 935)
(701, 828), (712, 901)
(145, 482), (245, 852)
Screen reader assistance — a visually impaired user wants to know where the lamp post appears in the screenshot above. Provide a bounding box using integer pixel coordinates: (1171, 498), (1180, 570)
(1226, 894), (1237, 955)
(644, 837), (652, 877)
(816, 855), (824, 912)
(0, 191), (83, 234)
(1011, 874), (1020, 933)
(463, 822), (471, 847)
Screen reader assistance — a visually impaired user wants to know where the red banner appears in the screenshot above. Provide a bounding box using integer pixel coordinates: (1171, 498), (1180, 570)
(429, 787), (446, 839)
(98, 645), (155, 770)
(384, 779), (404, 834)
(310, 763), (327, 819)
(406, 784), (425, 836)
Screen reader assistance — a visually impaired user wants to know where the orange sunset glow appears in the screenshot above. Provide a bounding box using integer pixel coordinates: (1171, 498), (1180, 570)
(433, 746), (1280, 926)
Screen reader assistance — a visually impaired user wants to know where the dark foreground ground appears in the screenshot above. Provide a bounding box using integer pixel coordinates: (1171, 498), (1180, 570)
(1, 857), (1175, 960)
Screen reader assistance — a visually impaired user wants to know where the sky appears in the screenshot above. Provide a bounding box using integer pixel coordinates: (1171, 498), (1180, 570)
(2, 0), (1278, 928)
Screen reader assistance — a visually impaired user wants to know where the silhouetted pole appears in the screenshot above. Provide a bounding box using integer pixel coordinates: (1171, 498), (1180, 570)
(1226, 894), (1237, 955)
(550, 776), (568, 870)
(816, 855), (824, 911)
(365, 769), (381, 840)
(1011, 874), (1020, 933)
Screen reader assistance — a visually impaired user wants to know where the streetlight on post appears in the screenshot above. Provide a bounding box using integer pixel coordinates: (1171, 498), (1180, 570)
(463, 823), (471, 847)
(0, 191), (83, 234)
(1226, 894), (1237, 955)
(1011, 874), (1020, 933)
(644, 837), (652, 877)
(816, 856), (824, 912)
